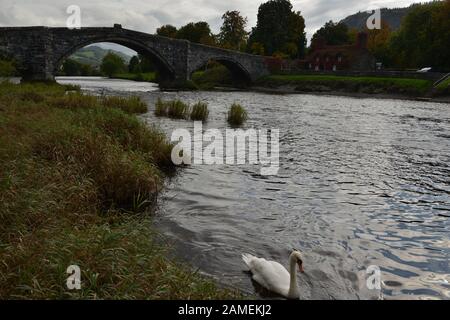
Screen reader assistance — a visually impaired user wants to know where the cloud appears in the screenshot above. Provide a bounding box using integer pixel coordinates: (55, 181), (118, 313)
(0, 0), (424, 40)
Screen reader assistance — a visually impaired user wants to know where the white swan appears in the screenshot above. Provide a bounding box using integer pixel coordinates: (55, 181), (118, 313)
(242, 249), (304, 299)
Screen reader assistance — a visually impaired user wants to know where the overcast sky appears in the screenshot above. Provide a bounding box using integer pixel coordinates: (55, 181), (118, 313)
(0, 0), (425, 54)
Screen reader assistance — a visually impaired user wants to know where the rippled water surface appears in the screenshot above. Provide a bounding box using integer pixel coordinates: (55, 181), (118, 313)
(59, 77), (450, 300)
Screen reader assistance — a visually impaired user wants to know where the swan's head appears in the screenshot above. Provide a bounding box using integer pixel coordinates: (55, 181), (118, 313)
(291, 249), (304, 273)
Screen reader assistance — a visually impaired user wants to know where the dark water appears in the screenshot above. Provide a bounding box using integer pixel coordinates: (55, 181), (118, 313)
(58, 77), (450, 300)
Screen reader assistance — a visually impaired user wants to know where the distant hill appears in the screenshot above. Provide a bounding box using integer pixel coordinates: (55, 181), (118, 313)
(340, 5), (418, 31)
(69, 46), (132, 67)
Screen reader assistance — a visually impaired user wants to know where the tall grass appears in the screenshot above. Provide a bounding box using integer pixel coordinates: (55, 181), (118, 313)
(47, 91), (148, 114)
(0, 82), (239, 299)
(227, 103), (248, 126)
(102, 95), (148, 114)
(155, 97), (168, 117)
(190, 102), (209, 121)
(154, 98), (190, 120)
(168, 100), (190, 119)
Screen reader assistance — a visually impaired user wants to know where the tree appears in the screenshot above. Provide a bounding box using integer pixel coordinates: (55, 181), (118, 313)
(218, 11), (248, 51)
(156, 25), (177, 38)
(139, 55), (155, 73)
(286, 10), (307, 58)
(177, 22), (216, 45)
(389, 0), (450, 71)
(128, 56), (141, 73)
(62, 59), (83, 76)
(250, 42), (265, 55)
(61, 59), (96, 76)
(311, 21), (350, 46)
(248, 0), (306, 58)
(100, 52), (126, 77)
(365, 20), (392, 65)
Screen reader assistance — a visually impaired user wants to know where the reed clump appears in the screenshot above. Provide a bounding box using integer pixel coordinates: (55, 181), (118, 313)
(190, 101), (209, 121)
(227, 103), (248, 126)
(167, 99), (190, 119)
(154, 98), (190, 120)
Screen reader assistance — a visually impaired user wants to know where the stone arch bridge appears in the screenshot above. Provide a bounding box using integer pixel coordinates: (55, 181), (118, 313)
(0, 25), (270, 85)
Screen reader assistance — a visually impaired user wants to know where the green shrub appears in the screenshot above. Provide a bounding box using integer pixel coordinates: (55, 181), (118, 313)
(227, 103), (248, 126)
(190, 102), (209, 121)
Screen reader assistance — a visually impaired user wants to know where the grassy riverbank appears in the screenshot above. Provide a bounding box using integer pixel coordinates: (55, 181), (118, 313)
(435, 78), (450, 96)
(0, 81), (239, 299)
(256, 74), (434, 96)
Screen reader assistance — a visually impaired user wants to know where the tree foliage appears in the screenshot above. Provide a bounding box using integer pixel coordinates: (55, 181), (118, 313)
(248, 0), (306, 58)
(219, 11), (248, 51)
(311, 21), (350, 46)
(127, 55), (155, 74)
(100, 52), (126, 77)
(61, 59), (96, 76)
(176, 22), (216, 46)
(156, 25), (178, 38)
(365, 21), (392, 65)
(389, 0), (450, 71)
(128, 56), (141, 73)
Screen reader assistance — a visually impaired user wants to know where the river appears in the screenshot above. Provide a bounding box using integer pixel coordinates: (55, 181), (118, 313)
(56, 76), (450, 300)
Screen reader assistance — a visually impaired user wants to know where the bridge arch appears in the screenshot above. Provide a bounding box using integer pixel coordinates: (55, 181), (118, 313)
(53, 36), (176, 81)
(190, 56), (252, 86)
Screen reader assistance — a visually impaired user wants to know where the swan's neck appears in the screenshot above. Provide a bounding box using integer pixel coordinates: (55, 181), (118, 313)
(288, 255), (300, 299)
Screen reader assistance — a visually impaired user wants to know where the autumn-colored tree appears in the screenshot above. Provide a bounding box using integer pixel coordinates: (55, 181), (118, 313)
(365, 20), (392, 65)
(156, 25), (177, 38)
(250, 42), (265, 55)
(219, 11), (248, 51)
